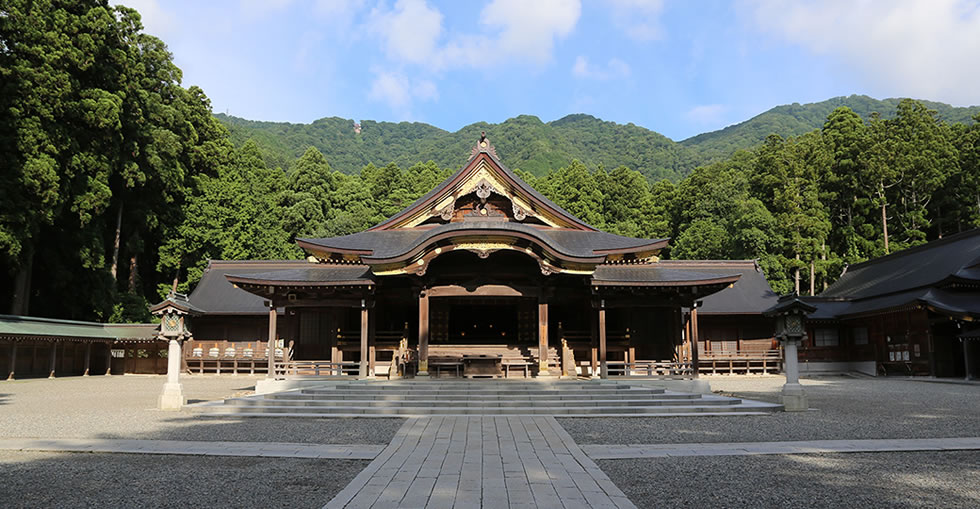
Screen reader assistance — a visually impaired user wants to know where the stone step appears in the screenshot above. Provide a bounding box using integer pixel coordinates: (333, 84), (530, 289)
(198, 404), (769, 416)
(297, 388), (666, 397)
(268, 392), (693, 402)
(225, 397), (739, 408)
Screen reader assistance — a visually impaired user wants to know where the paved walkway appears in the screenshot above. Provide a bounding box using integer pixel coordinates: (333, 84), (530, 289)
(0, 438), (383, 459)
(325, 416), (636, 509)
(582, 437), (980, 459)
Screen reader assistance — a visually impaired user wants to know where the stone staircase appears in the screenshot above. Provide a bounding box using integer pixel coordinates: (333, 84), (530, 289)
(192, 380), (782, 417)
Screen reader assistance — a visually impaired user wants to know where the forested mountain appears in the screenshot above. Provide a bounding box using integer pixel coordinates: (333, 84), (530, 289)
(217, 113), (700, 181)
(217, 95), (979, 181)
(682, 95), (980, 161)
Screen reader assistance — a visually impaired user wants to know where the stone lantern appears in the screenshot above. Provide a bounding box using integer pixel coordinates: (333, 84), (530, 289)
(764, 296), (816, 412)
(149, 292), (202, 410)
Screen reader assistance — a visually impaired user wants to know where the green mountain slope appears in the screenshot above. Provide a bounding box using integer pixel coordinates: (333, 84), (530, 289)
(216, 95), (979, 180)
(681, 95), (980, 161)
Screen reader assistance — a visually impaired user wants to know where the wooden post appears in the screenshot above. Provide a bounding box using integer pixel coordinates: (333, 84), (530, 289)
(105, 343), (113, 375)
(965, 339), (973, 381)
(418, 290), (429, 376)
(691, 306), (700, 379)
(368, 303), (376, 377)
(538, 299), (550, 376)
(83, 342), (91, 376)
(6, 342), (16, 381)
(590, 304), (598, 377)
(359, 299), (369, 378)
(599, 301), (607, 379)
(47, 342), (57, 379)
(267, 303), (277, 378)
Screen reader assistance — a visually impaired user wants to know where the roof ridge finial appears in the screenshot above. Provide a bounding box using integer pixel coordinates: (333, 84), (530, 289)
(471, 131), (498, 159)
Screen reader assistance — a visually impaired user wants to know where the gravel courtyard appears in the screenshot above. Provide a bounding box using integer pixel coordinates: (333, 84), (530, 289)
(562, 375), (980, 509)
(0, 375), (404, 444)
(561, 375), (980, 444)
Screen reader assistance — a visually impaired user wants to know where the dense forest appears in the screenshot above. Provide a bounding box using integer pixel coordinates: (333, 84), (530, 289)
(3, 1), (980, 322)
(218, 96), (980, 181)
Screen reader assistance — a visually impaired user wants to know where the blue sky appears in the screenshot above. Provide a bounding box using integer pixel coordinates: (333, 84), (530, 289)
(117, 0), (980, 141)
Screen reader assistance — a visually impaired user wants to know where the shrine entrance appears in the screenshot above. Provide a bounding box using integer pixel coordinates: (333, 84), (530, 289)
(431, 297), (535, 345)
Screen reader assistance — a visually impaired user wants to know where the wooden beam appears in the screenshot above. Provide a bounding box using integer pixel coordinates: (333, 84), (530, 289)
(48, 341), (57, 379)
(426, 284), (540, 298)
(267, 304), (277, 378)
(691, 306), (700, 378)
(6, 342), (16, 381)
(418, 290), (429, 375)
(359, 300), (369, 378)
(599, 303), (607, 379)
(83, 342), (91, 376)
(538, 299), (550, 375)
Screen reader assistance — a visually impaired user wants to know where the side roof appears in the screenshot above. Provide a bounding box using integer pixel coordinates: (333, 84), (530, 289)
(821, 228), (980, 299)
(0, 314), (158, 341)
(660, 260), (779, 314)
(187, 260), (310, 314)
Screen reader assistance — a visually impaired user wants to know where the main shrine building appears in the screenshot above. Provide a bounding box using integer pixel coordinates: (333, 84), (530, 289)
(182, 136), (773, 379)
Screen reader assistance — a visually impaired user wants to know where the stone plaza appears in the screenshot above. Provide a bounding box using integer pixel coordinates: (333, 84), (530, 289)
(1, 374), (978, 508)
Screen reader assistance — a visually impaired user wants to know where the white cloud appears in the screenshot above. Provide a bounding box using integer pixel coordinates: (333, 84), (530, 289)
(368, 0), (581, 71)
(742, 0), (980, 105)
(239, 0), (294, 20)
(110, 0), (175, 36)
(368, 70), (438, 116)
(480, 0), (581, 64)
(368, 0), (444, 65)
(685, 104), (727, 125)
(572, 56), (631, 80)
(606, 0), (665, 42)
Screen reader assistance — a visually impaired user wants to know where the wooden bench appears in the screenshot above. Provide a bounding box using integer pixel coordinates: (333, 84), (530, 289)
(429, 358), (463, 377)
(502, 358), (532, 378)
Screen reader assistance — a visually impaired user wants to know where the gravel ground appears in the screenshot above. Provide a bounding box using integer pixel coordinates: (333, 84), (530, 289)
(0, 450), (365, 509)
(561, 376), (980, 444)
(601, 451), (980, 508)
(0, 375), (404, 444)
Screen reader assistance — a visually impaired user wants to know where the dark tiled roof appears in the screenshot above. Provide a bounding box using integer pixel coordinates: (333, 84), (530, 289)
(657, 261), (780, 314)
(821, 229), (980, 299)
(591, 265), (741, 286)
(840, 287), (980, 320)
(299, 222), (666, 262)
(149, 292), (205, 315)
(187, 260), (310, 314)
(225, 266), (374, 286)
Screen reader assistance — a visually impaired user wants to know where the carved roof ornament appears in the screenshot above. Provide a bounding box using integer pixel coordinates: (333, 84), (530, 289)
(471, 131), (499, 159)
(474, 180), (497, 203)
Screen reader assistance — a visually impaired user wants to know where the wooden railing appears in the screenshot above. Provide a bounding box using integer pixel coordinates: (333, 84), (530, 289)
(183, 340), (283, 375)
(699, 350), (782, 375)
(276, 360), (359, 377)
(606, 360), (694, 378)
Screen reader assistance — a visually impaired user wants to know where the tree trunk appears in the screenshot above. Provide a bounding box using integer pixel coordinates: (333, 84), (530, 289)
(881, 202), (890, 254)
(794, 253), (800, 294)
(809, 260), (815, 296)
(171, 268), (180, 295)
(9, 250), (33, 316)
(110, 203), (123, 282)
(128, 253), (138, 294)
(821, 241), (828, 291)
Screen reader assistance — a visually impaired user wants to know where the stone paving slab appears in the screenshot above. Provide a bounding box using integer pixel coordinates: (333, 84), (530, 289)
(0, 438), (384, 459)
(324, 416), (636, 509)
(582, 437), (980, 459)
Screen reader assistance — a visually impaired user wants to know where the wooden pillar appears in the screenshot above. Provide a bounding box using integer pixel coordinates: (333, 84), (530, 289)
(48, 341), (57, 379)
(418, 290), (429, 376)
(599, 301), (607, 379)
(538, 299), (550, 375)
(83, 343), (91, 376)
(105, 343), (113, 375)
(359, 299), (369, 378)
(368, 303), (377, 377)
(691, 306), (700, 379)
(965, 339), (973, 381)
(590, 305), (598, 377)
(7, 342), (16, 381)
(267, 303), (277, 378)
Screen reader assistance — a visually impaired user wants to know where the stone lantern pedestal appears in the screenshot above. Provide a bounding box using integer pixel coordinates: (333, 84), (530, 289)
(764, 296), (816, 413)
